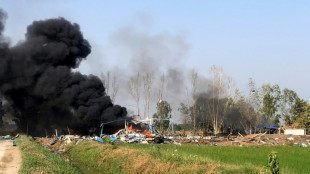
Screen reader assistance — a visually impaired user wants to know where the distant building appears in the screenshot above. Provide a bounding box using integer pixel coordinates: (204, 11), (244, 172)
(284, 128), (306, 135)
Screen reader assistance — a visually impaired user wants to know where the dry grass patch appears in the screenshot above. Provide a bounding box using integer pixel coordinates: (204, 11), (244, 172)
(17, 135), (79, 174)
(70, 141), (225, 174)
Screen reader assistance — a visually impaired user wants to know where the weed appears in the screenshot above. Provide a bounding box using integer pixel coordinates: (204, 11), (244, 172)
(267, 151), (279, 174)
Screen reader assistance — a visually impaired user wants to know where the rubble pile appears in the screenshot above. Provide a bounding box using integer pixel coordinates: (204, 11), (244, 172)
(33, 121), (172, 153)
(173, 133), (310, 146)
(0, 134), (19, 141)
(104, 121), (167, 144)
(4, 122), (310, 155)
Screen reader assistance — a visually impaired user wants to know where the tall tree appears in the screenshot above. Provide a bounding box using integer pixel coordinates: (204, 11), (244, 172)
(143, 73), (153, 119)
(110, 75), (119, 102)
(128, 73), (141, 119)
(195, 94), (215, 134)
(293, 99), (310, 128)
(100, 71), (119, 102)
(100, 71), (110, 95)
(178, 102), (191, 134)
(260, 84), (281, 125)
(157, 73), (166, 101)
(190, 70), (198, 135)
(236, 98), (259, 134)
(153, 100), (172, 133)
(209, 65), (225, 135)
(279, 88), (299, 125)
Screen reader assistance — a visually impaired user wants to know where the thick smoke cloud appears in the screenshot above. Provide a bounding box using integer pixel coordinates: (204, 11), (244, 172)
(0, 9), (127, 135)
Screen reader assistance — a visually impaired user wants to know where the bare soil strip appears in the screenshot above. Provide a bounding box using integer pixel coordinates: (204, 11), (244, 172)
(0, 140), (22, 174)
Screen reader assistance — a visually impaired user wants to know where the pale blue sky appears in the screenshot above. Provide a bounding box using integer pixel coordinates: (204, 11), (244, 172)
(1, 0), (310, 102)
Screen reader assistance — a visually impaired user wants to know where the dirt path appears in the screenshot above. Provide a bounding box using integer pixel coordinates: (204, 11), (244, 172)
(0, 140), (22, 174)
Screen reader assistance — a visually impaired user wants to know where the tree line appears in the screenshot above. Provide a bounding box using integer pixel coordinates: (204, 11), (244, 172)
(100, 65), (310, 135)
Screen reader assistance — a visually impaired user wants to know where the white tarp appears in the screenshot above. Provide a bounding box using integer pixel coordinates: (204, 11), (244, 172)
(284, 129), (306, 135)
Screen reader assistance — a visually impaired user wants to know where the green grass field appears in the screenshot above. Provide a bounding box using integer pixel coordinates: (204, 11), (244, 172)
(16, 135), (79, 174)
(67, 141), (310, 174)
(122, 144), (310, 174)
(16, 136), (310, 174)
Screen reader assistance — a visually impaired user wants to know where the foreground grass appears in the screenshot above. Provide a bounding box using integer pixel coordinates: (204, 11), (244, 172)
(16, 135), (80, 174)
(123, 144), (310, 174)
(18, 136), (310, 174)
(68, 141), (259, 174)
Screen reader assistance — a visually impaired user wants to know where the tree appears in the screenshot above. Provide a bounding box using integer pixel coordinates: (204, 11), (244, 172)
(100, 72), (110, 95)
(293, 99), (310, 128)
(110, 75), (119, 102)
(260, 84), (281, 125)
(128, 73), (141, 119)
(100, 71), (119, 102)
(246, 78), (261, 132)
(157, 73), (166, 101)
(279, 88), (299, 126)
(247, 78), (260, 112)
(178, 102), (191, 134)
(224, 89), (244, 134)
(209, 65), (225, 135)
(223, 76), (234, 133)
(143, 73), (153, 119)
(195, 94), (215, 134)
(153, 100), (172, 133)
(236, 98), (259, 134)
(190, 70), (198, 135)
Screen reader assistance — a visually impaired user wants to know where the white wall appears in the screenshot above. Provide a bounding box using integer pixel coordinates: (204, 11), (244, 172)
(284, 129), (306, 135)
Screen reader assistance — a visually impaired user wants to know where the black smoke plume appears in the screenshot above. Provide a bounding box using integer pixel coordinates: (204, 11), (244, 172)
(0, 9), (127, 136)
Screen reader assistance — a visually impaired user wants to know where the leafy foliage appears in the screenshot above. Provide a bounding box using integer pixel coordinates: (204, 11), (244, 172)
(153, 100), (172, 132)
(293, 99), (310, 128)
(267, 151), (280, 174)
(261, 84), (281, 123)
(280, 88), (299, 125)
(178, 75), (310, 134)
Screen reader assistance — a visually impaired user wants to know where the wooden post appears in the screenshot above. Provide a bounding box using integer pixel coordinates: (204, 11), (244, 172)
(55, 129), (58, 136)
(67, 126), (71, 135)
(125, 120), (128, 134)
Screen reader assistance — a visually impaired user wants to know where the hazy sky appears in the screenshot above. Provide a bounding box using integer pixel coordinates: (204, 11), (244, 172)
(1, 0), (310, 103)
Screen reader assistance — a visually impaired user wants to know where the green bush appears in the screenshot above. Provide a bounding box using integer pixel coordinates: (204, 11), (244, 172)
(267, 151), (279, 174)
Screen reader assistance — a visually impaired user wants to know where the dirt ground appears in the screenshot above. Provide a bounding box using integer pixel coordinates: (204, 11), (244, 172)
(0, 140), (22, 174)
(176, 133), (310, 146)
(35, 133), (310, 155)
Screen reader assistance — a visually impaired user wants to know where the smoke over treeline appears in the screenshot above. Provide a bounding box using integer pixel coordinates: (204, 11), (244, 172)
(100, 23), (191, 119)
(98, 18), (226, 122)
(0, 9), (127, 136)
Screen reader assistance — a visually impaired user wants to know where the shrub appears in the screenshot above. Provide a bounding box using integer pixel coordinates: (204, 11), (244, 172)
(267, 151), (279, 174)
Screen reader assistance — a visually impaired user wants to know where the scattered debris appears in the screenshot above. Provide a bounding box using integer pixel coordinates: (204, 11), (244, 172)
(4, 135), (11, 139)
(287, 137), (294, 141)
